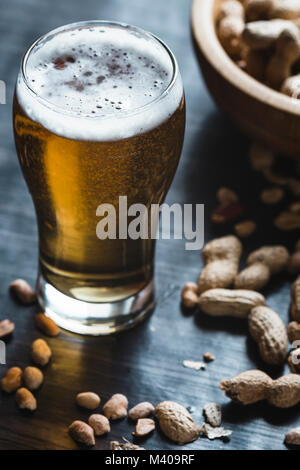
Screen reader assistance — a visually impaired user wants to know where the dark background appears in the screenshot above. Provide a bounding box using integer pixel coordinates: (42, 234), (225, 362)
(0, 0), (298, 450)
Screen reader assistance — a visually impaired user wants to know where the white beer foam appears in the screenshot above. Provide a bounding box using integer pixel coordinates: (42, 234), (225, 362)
(16, 24), (183, 141)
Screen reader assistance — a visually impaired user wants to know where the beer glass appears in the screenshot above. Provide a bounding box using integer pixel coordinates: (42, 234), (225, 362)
(13, 21), (185, 335)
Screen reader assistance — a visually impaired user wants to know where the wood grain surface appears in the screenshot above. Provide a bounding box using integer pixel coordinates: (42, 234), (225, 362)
(0, 0), (298, 451)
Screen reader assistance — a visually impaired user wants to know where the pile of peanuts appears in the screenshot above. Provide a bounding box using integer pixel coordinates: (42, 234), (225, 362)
(182, 232), (300, 444)
(68, 395), (232, 447)
(217, 0), (300, 97)
(208, 140), (300, 236)
(0, 279), (58, 412)
(0, 278), (231, 448)
(69, 395), (155, 447)
(181, 141), (300, 445)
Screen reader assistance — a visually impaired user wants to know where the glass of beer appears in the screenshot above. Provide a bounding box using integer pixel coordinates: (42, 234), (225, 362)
(13, 21), (185, 335)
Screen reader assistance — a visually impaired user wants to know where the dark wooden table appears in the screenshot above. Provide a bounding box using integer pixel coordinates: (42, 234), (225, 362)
(0, 0), (298, 451)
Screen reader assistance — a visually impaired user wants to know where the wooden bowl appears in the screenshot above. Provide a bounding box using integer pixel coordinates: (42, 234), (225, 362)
(191, 0), (300, 159)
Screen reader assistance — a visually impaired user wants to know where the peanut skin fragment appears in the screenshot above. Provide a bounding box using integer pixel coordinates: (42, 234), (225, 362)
(129, 402), (155, 421)
(219, 370), (272, 404)
(69, 420), (95, 446)
(110, 441), (144, 450)
(183, 360), (206, 371)
(201, 423), (232, 440)
(203, 402), (222, 428)
(248, 306), (288, 365)
(199, 288), (266, 318)
(155, 401), (201, 445)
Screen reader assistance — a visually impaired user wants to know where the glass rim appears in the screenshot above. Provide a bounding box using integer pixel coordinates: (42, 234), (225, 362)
(20, 20), (180, 120)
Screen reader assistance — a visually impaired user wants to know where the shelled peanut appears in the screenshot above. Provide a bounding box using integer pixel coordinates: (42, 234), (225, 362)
(88, 414), (110, 436)
(9, 278), (36, 305)
(1, 367), (22, 393)
(31, 338), (52, 366)
(211, 188), (244, 224)
(181, 282), (199, 309)
(69, 421), (95, 447)
(216, 0), (300, 97)
(23, 367), (43, 391)
(0, 319), (15, 339)
(16, 387), (37, 411)
(102, 394), (128, 420)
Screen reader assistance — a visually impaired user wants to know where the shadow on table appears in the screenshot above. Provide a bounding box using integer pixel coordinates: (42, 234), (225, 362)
(222, 400), (300, 428)
(181, 108), (296, 250)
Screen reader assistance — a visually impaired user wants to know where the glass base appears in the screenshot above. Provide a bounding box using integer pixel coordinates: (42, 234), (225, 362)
(36, 274), (155, 335)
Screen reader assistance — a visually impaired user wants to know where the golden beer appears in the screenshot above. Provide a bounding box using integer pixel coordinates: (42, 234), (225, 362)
(13, 21), (185, 334)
